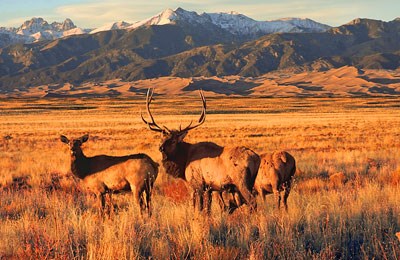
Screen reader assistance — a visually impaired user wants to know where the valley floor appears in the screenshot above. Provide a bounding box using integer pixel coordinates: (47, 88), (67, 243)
(0, 97), (399, 259)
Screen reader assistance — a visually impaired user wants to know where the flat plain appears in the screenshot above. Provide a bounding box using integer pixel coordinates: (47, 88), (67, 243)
(0, 96), (400, 259)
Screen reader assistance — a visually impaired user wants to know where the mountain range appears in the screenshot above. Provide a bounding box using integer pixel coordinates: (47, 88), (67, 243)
(0, 8), (330, 48)
(0, 18), (90, 48)
(0, 8), (399, 96)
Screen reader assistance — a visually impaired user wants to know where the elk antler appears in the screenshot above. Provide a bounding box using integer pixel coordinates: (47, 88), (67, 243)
(180, 89), (207, 132)
(141, 88), (166, 133)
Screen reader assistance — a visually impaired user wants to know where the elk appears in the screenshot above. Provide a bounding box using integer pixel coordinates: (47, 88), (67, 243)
(141, 89), (260, 213)
(60, 134), (159, 215)
(254, 151), (296, 211)
(219, 151), (296, 211)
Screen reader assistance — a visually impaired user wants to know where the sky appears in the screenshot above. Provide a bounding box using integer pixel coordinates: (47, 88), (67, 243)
(1, 0), (399, 28)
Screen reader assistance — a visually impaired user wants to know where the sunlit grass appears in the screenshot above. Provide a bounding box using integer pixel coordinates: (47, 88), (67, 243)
(0, 97), (400, 259)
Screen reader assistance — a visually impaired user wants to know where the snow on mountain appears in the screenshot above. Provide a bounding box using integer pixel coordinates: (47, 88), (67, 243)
(16, 17), (79, 37)
(0, 17), (86, 47)
(127, 8), (330, 37)
(205, 11), (299, 35)
(272, 18), (331, 32)
(90, 21), (132, 34)
(63, 27), (88, 37)
(127, 8), (196, 29)
(0, 8), (332, 48)
(54, 18), (76, 31)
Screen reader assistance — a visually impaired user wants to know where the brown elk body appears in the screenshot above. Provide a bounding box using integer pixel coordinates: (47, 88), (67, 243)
(60, 134), (159, 215)
(141, 89), (260, 213)
(219, 151), (296, 212)
(254, 151), (296, 210)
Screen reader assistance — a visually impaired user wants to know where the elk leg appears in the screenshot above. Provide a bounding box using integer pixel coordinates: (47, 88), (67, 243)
(192, 189), (203, 212)
(198, 190), (204, 212)
(104, 192), (113, 216)
(192, 191), (196, 211)
(216, 191), (226, 211)
(271, 179), (281, 210)
(273, 189), (281, 210)
(140, 189), (147, 214)
(283, 182), (291, 212)
(131, 186), (143, 214)
(233, 191), (242, 207)
(228, 191), (240, 214)
(261, 189), (268, 202)
(144, 177), (154, 216)
(97, 192), (110, 216)
(99, 193), (106, 212)
(237, 184), (257, 212)
(97, 184), (110, 215)
(221, 190), (235, 212)
(146, 190), (152, 216)
(204, 188), (212, 215)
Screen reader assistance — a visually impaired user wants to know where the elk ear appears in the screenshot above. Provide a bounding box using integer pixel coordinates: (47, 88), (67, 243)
(60, 135), (69, 144)
(177, 131), (188, 142)
(80, 134), (89, 143)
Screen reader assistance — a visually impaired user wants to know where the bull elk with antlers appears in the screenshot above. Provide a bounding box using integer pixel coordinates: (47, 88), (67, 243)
(60, 134), (159, 215)
(141, 89), (260, 213)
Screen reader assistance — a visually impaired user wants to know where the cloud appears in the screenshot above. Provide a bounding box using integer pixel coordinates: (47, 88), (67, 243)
(50, 0), (400, 28)
(55, 0), (206, 27)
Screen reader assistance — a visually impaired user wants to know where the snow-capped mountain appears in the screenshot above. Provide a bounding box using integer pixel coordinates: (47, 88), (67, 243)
(17, 17), (76, 36)
(272, 17), (331, 32)
(0, 8), (331, 48)
(128, 8), (211, 29)
(205, 11), (299, 35)
(0, 17), (89, 48)
(128, 8), (331, 36)
(90, 21), (132, 34)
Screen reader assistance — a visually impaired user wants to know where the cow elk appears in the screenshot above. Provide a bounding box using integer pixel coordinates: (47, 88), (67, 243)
(141, 89), (260, 213)
(254, 151), (296, 211)
(60, 134), (159, 215)
(219, 151), (296, 212)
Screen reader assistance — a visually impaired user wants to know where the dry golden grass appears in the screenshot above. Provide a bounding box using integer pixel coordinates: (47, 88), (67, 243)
(1, 97), (400, 259)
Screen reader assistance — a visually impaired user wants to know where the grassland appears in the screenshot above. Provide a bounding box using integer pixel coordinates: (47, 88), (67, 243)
(1, 97), (400, 259)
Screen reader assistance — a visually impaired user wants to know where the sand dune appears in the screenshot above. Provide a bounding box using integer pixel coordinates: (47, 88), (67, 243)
(3, 66), (400, 98)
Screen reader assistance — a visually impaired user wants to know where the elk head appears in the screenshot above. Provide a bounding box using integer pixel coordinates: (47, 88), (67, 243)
(141, 88), (206, 160)
(60, 134), (89, 156)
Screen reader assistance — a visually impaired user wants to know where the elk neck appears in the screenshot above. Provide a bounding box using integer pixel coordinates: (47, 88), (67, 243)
(161, 141), (191, 180)
(70, 150), (90, 179)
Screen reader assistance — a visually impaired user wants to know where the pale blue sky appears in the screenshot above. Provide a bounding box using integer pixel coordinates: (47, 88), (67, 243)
(1, 0), (399, 28)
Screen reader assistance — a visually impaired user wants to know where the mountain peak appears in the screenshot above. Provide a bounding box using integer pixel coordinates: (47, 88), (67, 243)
(61, 18), (76, 30)
(18, 17), (78, 34)
(145, 8), (178, 25)
(20, 17), (49, 31)
(128, 7), (202, 29)
(345, 18), (383, 25)
(0, 17), (84, 46)
(174, 7), (186, 12)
